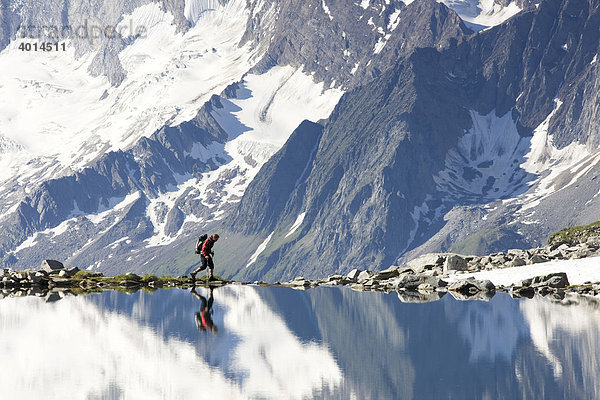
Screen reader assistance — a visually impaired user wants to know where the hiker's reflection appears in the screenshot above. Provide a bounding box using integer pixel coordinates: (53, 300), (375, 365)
(191, 286), (218, 333)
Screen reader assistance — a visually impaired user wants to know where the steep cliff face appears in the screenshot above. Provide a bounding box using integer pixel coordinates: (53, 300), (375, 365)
(223, 0), (600, 282)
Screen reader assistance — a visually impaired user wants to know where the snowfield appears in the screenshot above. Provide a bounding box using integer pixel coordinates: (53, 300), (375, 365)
(446, 256), (600, 287)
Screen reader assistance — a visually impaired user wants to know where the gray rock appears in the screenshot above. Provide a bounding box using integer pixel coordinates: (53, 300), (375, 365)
(528, 254), (548, 264)
(541, 273), (569, 289)
(41, 260), (64, 273)
(357, 270), (373, 282)
(374, 266), (400, 280)
(346, 269), (361, 281)
(510, 257), (526, 267)
(547, 250), (565, 259)
(519, 278), (533, 287)
(443, 255), (468, 273)
(406, 253), (445, 274)
(395, 275), (422, 290)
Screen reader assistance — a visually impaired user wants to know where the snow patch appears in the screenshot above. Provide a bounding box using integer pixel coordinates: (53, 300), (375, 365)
(387, 9), (402, 31)
(445, 256), (600, 286)
(247, 232), (274, 267)
(439, 0), (522, 30)
(0, 0), (259, 186)
(434, 110), (531, 201)
(322, 0), (334, 20)
(285, 212), (306, 238)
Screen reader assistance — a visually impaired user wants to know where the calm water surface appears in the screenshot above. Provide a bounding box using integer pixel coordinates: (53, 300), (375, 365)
(1, 285), (599, 399)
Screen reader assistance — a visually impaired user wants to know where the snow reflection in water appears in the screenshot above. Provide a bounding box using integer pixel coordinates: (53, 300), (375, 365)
(0, 286), (599, 399)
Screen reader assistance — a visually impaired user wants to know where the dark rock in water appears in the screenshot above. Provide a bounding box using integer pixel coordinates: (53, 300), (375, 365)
(449, 290), (495, 302)
(119, 280), (141, 287)
(50, 277), (71, 288)
(41, 260), (64, 273)
(511, 286), (535, 299)
(397, 290), (446, 303)
(448, 278), (495, 295)
(45, 292), (61, 303)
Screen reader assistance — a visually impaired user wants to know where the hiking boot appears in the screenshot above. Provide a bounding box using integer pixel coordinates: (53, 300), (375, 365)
(190, 272), (197, 281)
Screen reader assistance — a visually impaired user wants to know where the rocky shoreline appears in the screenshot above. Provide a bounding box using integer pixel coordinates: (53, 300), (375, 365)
(3, 232), (600, 302)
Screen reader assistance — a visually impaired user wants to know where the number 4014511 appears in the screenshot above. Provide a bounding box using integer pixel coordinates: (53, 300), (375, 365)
(19, 42), (66, 52)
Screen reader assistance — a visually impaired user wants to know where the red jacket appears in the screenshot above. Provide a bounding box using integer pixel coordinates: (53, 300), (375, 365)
(202, 238), (215, 258)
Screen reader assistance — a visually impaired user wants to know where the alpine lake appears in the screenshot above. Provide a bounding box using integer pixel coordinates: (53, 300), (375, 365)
(1, 284), (600, 400)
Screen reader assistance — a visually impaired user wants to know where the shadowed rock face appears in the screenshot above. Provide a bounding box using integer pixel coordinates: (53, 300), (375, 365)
(222, 0), (600, 282)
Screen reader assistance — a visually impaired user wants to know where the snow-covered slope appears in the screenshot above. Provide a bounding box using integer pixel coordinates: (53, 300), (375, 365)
(439, 0), (525, 30)
(0, 0), (256, 186)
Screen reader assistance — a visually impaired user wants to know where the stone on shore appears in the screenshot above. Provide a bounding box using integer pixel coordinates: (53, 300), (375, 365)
(41, 260), (64, 273)
(407, 253), (444, 274)
(374, 266), (400, 280)
(346, 269), (361, 281)
(443, 255), (468, 273)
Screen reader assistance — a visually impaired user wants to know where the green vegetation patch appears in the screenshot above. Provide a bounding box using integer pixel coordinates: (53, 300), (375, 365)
(548, 221), (600, 245)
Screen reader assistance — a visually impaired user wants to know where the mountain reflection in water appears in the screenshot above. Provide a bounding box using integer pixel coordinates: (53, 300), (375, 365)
(0, 286), (599, 399)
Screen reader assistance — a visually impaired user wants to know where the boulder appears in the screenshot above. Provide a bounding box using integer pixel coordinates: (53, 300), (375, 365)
(528, 254), (548, 264)
(41, 260), (64, 273)
(407, 253), (445, 274)
(540, 273), (569, 289)
(346, 269), (361, 281)
(374, 266), (400, 280)
(395, 275), (422, 290)
(443, 255), (468, 273)
(65, 267), (80, 278)
(547, 250), (564, 259)
(510, 257), (526, 267)
(448, 278), (495, 295)
(357, 270), (373, 282)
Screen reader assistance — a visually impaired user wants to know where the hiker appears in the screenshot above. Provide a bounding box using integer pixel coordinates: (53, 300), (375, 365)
(191, 286), (218, 333)
(190, 233), (220, 281)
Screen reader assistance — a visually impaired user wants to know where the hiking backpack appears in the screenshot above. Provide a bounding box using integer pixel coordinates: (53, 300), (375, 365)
(195, 234), (208, 254)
